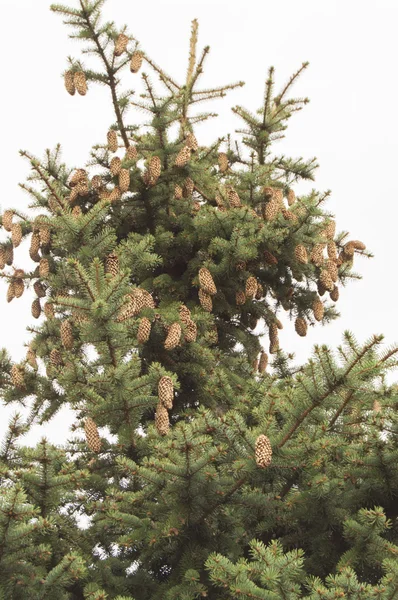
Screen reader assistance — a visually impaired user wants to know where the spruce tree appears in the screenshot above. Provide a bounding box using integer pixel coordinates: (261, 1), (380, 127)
(1, 1), (397, 598)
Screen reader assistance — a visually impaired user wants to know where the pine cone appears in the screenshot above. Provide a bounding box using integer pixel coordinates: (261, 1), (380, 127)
(313, 297), (324, 321)
(295, 317), (307, 337)
(186, 132), (198, 152)
(114, 33), (129, 56)
(174, 184), (183, 200)
(107, 130), (118, 153)
(330, 285), (339, 302)
(349, 240), (366, 250)
(50, 348), (63, 366)
(282, 208), (297, 222)
(11, 223), (22, 248)
(294, 244), (308, 264)
(269, 323), (279, 354)
(236, 290), (246, 306)
(137, 317), (151, 344)
(264, 250), (278, 265)
(245, 277), (258, 299)
(199, 267), (217, 296)
(69, 169), (87, 188)
(60, 320), (74, 350)
(110, 156), (122, 176)
(64, 70), (75, 95)
(39, 258), (50, 278)
(4, 245), (13, 266)
(258, 351), (268, 373)
(14, 279), (24, 298)
(198, 289), (212, 312)
(317, 280), (327, 297)
(264, 199), (279, 221)
(0, 248), (5, 270)
(184, 319), (197, 343)
(183, 178), (195, 197)
(218, 152), (228, 173)
(105, 253), (119, 278)
(164, 322), (182, 350)
(7, 281), (15, 303)
(148, 156), (161, 184)
(255, 283), (264, 300)
(126, 145), (138, 161)
(155, 401), (169, 435)
(90, 175), (103, 191)
(11, 364), (25, 390)
(84, 417), (101, 453)
(108, 186), (121, 203)
(158, 375), (174, 409)
(39, 228), (51, 248)
(130, 50), (143, 73)
(255, 434), (272, 468)
(74, 71), (87, 96)
(44, 302), (55, 319)
(31, 298), (41, 319)
(319, 269), (334, 292)
(326, 259), (338, 283)
(310, 244), (326, 267)
(27, 346), (38, 370)
(174, 146), (191, 167)
(119, 169), (130, 193)
(179, 304), (191, 324)
(327, 241), (338, 261)
(227, 188), (241, 208)
(323, 220), (336, 240)
(287, 189), (296, 206)
(2, 210), (13, 232)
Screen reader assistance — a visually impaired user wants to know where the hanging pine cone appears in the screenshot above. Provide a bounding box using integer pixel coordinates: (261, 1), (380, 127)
(199, 267), (217, 295)
(69, 169), (87, 188)
(310, 244), (326, 267)
(184, 319), (197, 343)
(148, 156), (161, 185)
(39, 258), (50, 278)
(39, 228), (51, 248)
(130, 50), (143, 73)
(293, 246), (307, 265)
(107, 130), (118, 153)
(2, 210), (13, 232)
(90, 175), (103, 191)
(258, 351), (268, 373)
(60, 320), (74, 350)
(84, 417), (101, 453)
(7, 281), (15, 303)
(164, 322), (182, 350)
(327, 241), (338, 261)
(245, 277), (258, 299)
(255, 434), (272, 468)
(4, 245), (13, 266)
(74, 71), (87, 96)
(48, 195), (61, 213)
(269, 323), (279, 354)
(14, 278), (24, 298)
(183, 177), (195, 197)
(295, 317), (307, 337)
(27, 346), (38, 370)
(11, 223), (22, 248)
(126, 145), (138, 161)
(317, 280), (327, 297)
(105, 253), (119, 278)
(198, 289), (212, 312)
(227, 188), (241, 208)
(0, 248), (5, 270)
(218, 152), (228, 173)
(252, 358), (259, 371)
(319, 269), (334, 292)
(174, 184), (183, 200)
(44, 302), (55, 319)
(114, 32), (129, 56)
(155, 401), (169, 435)
(31, 298), (41, 319)
(110, 156), (122, 176)
(158, 376), (174, 409)
(264, 199), (279, 221)
(323, 220), (336, 240)
(287, 189), (296, 206)
(11, 364), (25, 390)
(255, 283), (264, 300)
(76, 180), (89, 197)
(174, 146), (191, 167)
(186, 132), (198, 152)
(264, 250), (278, 265)
(179, 304), (191, 324)
(282, 209), (297, 222)
(64, 70), (75, 95)
(236, 290), (246, 306)
(50, 348), (63, 367)
(137, 317), (151, 344)
(349, 240), (366, 250)
(330, 285), (339, 302)
(326, 259), (338, 283)
(119, 169), (130, 193)
(108, 186), (121, 203)
(313, 297), (324, 321)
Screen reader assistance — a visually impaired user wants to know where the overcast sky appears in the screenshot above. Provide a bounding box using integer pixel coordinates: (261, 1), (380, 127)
(0, 0), (397, 445)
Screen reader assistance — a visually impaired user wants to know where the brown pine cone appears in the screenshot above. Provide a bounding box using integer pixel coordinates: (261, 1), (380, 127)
(74, 71), (87, 96)
(105, 253), (119, 277)
(236, 290), (246, 306)
(137, 317), (151, 344)
(183, 178), (195, 197)
(7, 281), (15, 303)
(155, 401), (169, 435)
(323, 220), (336, 240)
(50, 348), (63, 367)
(33, 281), (46, 298)
(148, 156), (161, 185)
(179, 304), (191, 324)
(295, 317), (307, 337)
(310, 244), (326, 267)
(264, 250), (278, 265)
(255, 283), (264, 299)
(2, 210), (14, 232)
(158, 376), (174, 409)
(294, 245), (308, 264)
(164, 323), (182, 350)
(327, 241), (338, 261)
(110, 156), (122, 176)
(27, 346), (38, 370)
(255, 434), (272, 468)
(107, 130), (118, 153)
(185, 132), (198, 152)
(64, 70), (75, 95)
(198, 289), (212, 312)
(39, 228), (51, 248)
(60, 320), (74, 350)
(0, 248), (5, 270)
(39, 258), (50, 278)
(126, 145), (138, 161)
(330, 285), (339, 302)
(287, 189), (296, 206)
(119, 169), (130, 193)
(4, 245), (13, 266)
(184, 319), (197, 343)
(130, 50), (143, 73)
(11, 364), (25, 390)
(264, 199), (279, 221)
(227, 188), (241, 208)
(174, 146), (191, 168)
(11, 223), (22, 248)
(218, 152), (228, 173)
(258, 351), (268, 373)
(14, 279), (24, 298)
(245, 276), (258, 299)
(199, 267), (217, 295)
(319, 269), (334, 292)
(114, 33), (129, 56)
(31, 298), (41, 319)
(326, 259), (338, 283)
(174, 184), (183, 200)
(313, 297), (324, 321)
(84, 417), (101, 453)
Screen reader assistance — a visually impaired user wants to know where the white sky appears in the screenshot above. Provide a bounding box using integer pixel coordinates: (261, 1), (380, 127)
(0, 0), (397, 445)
